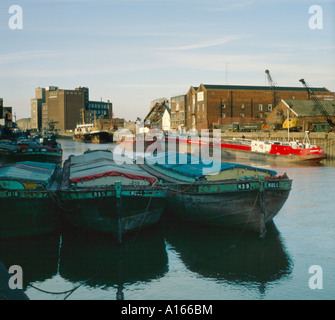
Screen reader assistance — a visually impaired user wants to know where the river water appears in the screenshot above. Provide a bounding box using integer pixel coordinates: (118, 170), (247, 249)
(1, 138), (334, 300)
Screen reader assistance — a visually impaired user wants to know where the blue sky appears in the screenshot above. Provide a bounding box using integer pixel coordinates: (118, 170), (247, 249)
(1, 0), (334, 121)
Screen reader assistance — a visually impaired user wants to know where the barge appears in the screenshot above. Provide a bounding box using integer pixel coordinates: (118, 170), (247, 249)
(59, 150), (166, 244)
(139, 152), (292, 238)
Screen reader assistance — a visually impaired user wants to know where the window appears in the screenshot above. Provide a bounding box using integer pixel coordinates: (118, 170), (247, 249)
(259, 104), (263, 111)
(197, 105), (200, 112)
(268, 104), (272, 111)
(240, 113), (245, 118)
(241, 104), (245, 109)
(197, 91), (204, 101)
(222, 113), (226, 118)
(222, 103), (226, 109)
(202, 104), (205, 111)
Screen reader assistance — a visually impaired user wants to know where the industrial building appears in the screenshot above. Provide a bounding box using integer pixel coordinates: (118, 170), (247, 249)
(170, 94), (187, 132)
(31, 86), (113, 132)
(144, 99), (171, 131)
(267, 99), (335, 132)
(0, 98), (13, 129)
(41, 86), (86, 131)
(31, 87), (46, 131)
(178, 83), (334, 132)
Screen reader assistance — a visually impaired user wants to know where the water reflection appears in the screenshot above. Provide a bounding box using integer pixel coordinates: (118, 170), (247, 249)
(2, 138), (332, 300)
(58, 228), (168, 300)
(0, 233), (60, 290)
(163, 217), (293, 294)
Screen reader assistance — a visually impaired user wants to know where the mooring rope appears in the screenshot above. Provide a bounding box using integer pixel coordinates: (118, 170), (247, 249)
(27, 180), (263, 299)
(27, 183), (160, 299)
(157, 180), (199, 195)
(47, 189), (78, 212)
(126, 183), (158, 244)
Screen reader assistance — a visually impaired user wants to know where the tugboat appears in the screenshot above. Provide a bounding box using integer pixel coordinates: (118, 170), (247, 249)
(73, 119), (112, 144)
(73, 123), (94, 142)
(86, 130), (111, 144)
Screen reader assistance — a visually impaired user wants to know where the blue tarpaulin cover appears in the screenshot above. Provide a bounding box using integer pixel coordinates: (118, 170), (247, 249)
(146, 152), (277, 178)
(0, 161), (56, 184)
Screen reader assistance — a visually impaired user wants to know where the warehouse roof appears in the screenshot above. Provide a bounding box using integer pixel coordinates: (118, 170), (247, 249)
(282, 99), (335, 117)
(201, 84), (331, 92)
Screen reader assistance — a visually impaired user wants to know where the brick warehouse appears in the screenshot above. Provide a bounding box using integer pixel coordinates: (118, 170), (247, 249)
(266, 99), (335, 132)
(177, 84), (334, 132)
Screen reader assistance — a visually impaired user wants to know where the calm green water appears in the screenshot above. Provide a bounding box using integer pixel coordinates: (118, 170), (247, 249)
(1, 139), (334, 300)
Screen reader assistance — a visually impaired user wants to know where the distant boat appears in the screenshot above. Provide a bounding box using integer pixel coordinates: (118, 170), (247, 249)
(73, 123), (112, 144)
(166, 131), (327, 164)
(139, 152), (292, 238)
(86, 130), (112, 144)
(0, 134), (63, 165)
(0, 161), (60, 238)
(59, 150), (166, 244)
(73, 123), (94, 142)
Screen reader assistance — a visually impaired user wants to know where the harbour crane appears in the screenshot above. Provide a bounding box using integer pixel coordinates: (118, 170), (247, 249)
(299, 79), (334, 130)
(265, 69), (292, 130)
(265, 69), (277, 89)
(265, 69), (280, 108)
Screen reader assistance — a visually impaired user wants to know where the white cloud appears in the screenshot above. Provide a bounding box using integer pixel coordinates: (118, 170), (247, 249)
(0, 50), (63, 65)
(157, 35), (247, 51)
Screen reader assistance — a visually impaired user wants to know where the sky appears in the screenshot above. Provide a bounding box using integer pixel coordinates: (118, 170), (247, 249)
(0, 0), (335, 121)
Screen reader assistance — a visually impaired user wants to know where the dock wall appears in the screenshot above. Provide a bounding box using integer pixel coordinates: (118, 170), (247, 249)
(220, 131), (335, 159)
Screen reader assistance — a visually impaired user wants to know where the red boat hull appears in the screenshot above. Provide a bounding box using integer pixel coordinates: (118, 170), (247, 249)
(165, 137), (327, 164)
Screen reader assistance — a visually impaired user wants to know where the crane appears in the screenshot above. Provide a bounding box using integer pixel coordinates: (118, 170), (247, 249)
(265, 69), (277, 89)
(299, 79), (334, 130)
(265, 69), (295, 130)
(265, 69), (280, 109)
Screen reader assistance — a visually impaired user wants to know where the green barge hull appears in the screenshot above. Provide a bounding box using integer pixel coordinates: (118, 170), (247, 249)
(0, 161), (61, 238)
(59, 186), (165, 244)
(140, 152), (292, 238)
(0, 190), (57, 238)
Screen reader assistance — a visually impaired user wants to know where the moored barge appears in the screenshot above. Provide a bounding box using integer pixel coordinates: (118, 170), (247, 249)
(0, 161), (60, 238)
(59, 150), (166, 244)
(0, 134), (63, 165)
(139, 152), (292, 238)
